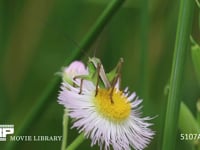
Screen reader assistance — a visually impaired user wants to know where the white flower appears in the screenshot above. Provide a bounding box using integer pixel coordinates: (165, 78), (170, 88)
(58, 61), (154, 150)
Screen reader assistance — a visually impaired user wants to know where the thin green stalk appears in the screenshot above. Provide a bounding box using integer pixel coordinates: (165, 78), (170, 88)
(61, 110), (69, 150)
(69, 0), (125, 60)
(161, 0), (194, 149)
(139, 0), (149, 101)
(5, 0), (125, 150)
(66, 134), (85, 150)
(6, 77), (61, 150)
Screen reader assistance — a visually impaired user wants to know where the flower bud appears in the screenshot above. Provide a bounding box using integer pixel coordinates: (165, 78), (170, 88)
(62, 61), (88, 85)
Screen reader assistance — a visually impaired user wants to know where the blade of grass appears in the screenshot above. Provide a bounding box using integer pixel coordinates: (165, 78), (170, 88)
(65, 133), (85, 150)
(161, 0), (194, 149)
(5, 0), (125, 149)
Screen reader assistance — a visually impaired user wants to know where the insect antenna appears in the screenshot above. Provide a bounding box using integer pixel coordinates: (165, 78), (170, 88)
(62, 32), (90, 58)
(91, 33), (104, 57)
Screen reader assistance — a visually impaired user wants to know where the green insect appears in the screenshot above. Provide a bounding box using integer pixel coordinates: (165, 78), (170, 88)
(73, 57), (124, 103)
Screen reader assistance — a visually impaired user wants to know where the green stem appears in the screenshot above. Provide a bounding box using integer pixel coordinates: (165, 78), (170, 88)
(61, 110), (69, 150)
(5, 0), (125, 150)
(6, 77), (61, 150)
(161, 0), (194, 149)
(66, 0), (125, 62)
(66, 134), (85, 150)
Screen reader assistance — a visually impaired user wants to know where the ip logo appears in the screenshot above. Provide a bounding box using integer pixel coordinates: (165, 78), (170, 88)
(0, 125), (14, 141)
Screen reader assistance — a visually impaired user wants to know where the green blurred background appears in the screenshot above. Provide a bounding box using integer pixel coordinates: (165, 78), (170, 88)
(0, 0), (199, 149)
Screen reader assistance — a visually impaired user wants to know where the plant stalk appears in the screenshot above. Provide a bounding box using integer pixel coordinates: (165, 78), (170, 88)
(61, 110), (69, 150)
(161, 0), (194, 149)
(65, 134), (85, 150)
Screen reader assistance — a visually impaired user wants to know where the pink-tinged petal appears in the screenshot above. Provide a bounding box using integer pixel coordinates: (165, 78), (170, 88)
(62, 61), (88, 84)
(64, 61), (88, 76)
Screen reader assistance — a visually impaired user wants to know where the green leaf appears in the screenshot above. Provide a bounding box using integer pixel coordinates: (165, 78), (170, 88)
(179, 102), (200, 135)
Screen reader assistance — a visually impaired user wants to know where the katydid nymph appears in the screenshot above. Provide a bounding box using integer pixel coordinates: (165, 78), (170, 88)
(73, 57), (124, 103)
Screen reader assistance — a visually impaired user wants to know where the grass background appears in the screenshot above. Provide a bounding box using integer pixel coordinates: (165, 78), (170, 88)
(0, 0), (199, 149)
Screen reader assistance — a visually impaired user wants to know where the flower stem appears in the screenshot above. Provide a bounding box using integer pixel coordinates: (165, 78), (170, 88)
(161, 0), (194, 149)
(66, 134), (85, 150)
(5, 1), (125, 150)
(61, 110), (69, 150)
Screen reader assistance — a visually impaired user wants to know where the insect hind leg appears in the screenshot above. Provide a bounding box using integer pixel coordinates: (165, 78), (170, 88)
(109, 58), (124, 103)
(95, 63), (101, 96)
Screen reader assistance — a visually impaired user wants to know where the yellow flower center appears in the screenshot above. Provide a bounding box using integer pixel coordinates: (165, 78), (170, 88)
(94, 88), (131, 122)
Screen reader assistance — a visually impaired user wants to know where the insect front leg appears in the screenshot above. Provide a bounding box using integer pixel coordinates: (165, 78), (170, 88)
(109, 58), (124, 103)
(73, 64), (101, 96)
(73, 75), (88, 94)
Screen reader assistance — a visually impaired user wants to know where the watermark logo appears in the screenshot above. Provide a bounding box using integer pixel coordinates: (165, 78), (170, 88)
(0, 125), (14, 141)
(0, 124), (62, 142)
